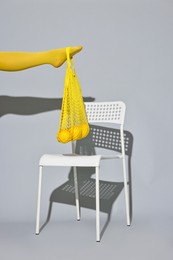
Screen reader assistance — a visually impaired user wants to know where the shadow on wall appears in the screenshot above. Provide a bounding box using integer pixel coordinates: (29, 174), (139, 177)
(0, 95), (95, 117)
(40, 124), (134, 239)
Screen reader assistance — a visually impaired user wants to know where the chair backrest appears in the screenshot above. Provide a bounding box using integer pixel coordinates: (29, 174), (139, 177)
(84, 101), (126, 125)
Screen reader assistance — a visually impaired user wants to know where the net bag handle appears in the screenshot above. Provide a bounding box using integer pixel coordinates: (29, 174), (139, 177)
(66, 47), (75, 71)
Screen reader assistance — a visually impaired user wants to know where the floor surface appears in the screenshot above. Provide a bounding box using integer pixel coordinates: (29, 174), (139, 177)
(0, 213), (172, 260)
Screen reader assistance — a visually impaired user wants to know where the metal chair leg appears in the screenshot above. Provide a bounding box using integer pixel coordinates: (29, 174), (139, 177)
(36, 166), (43, 234)
(122, 157), (130, 226)
(73, 166), (80, 220)
(95, 166), (100, 242)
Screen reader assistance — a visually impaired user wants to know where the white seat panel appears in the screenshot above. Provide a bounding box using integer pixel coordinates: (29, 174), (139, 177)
(39, 154), (101, 167)
(101, 154), (123, 160)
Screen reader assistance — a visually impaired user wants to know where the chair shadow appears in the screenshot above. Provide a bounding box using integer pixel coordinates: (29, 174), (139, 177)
(0, 95), (95, 117)
(40, 124), (133, 239)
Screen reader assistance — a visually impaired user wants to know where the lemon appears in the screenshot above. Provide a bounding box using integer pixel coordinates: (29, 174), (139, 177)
(72, 126), (82, 140)
(81, 124), (90, 138)
(57, 129), (71, 143)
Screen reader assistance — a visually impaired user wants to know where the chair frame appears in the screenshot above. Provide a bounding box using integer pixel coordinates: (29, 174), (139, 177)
(36, 101), (130, 242)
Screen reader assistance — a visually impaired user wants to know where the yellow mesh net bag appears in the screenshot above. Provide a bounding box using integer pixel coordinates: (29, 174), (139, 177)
(56, 47), (90, 144)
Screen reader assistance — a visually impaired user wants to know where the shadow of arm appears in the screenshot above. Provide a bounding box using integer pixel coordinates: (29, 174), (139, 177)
(0, 95), (95, 117)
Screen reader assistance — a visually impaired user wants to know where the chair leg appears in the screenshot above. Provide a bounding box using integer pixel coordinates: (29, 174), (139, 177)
(95, 166), (100, 242)
(36, 166), (43, 234)
(73, 166), (80, 220)
(122, 157), (130, 226)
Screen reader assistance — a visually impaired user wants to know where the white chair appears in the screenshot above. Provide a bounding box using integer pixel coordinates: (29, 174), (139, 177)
(36, 101), (130, 242)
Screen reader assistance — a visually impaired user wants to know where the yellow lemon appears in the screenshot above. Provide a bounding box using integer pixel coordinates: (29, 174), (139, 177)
(81, 124), (90, 138)
(57, 129), (71, 143)
(72, 126), (82, 140)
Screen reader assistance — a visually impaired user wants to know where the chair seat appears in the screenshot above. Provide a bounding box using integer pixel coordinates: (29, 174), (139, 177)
(39, 154), (102, 167)
(101, 154), (123, 159)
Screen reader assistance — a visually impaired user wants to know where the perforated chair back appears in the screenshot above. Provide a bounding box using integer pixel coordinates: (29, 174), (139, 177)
(85, 101), (126, 125)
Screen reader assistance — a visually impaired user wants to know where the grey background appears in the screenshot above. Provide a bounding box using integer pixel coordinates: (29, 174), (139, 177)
(0, 0), (173, 259)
